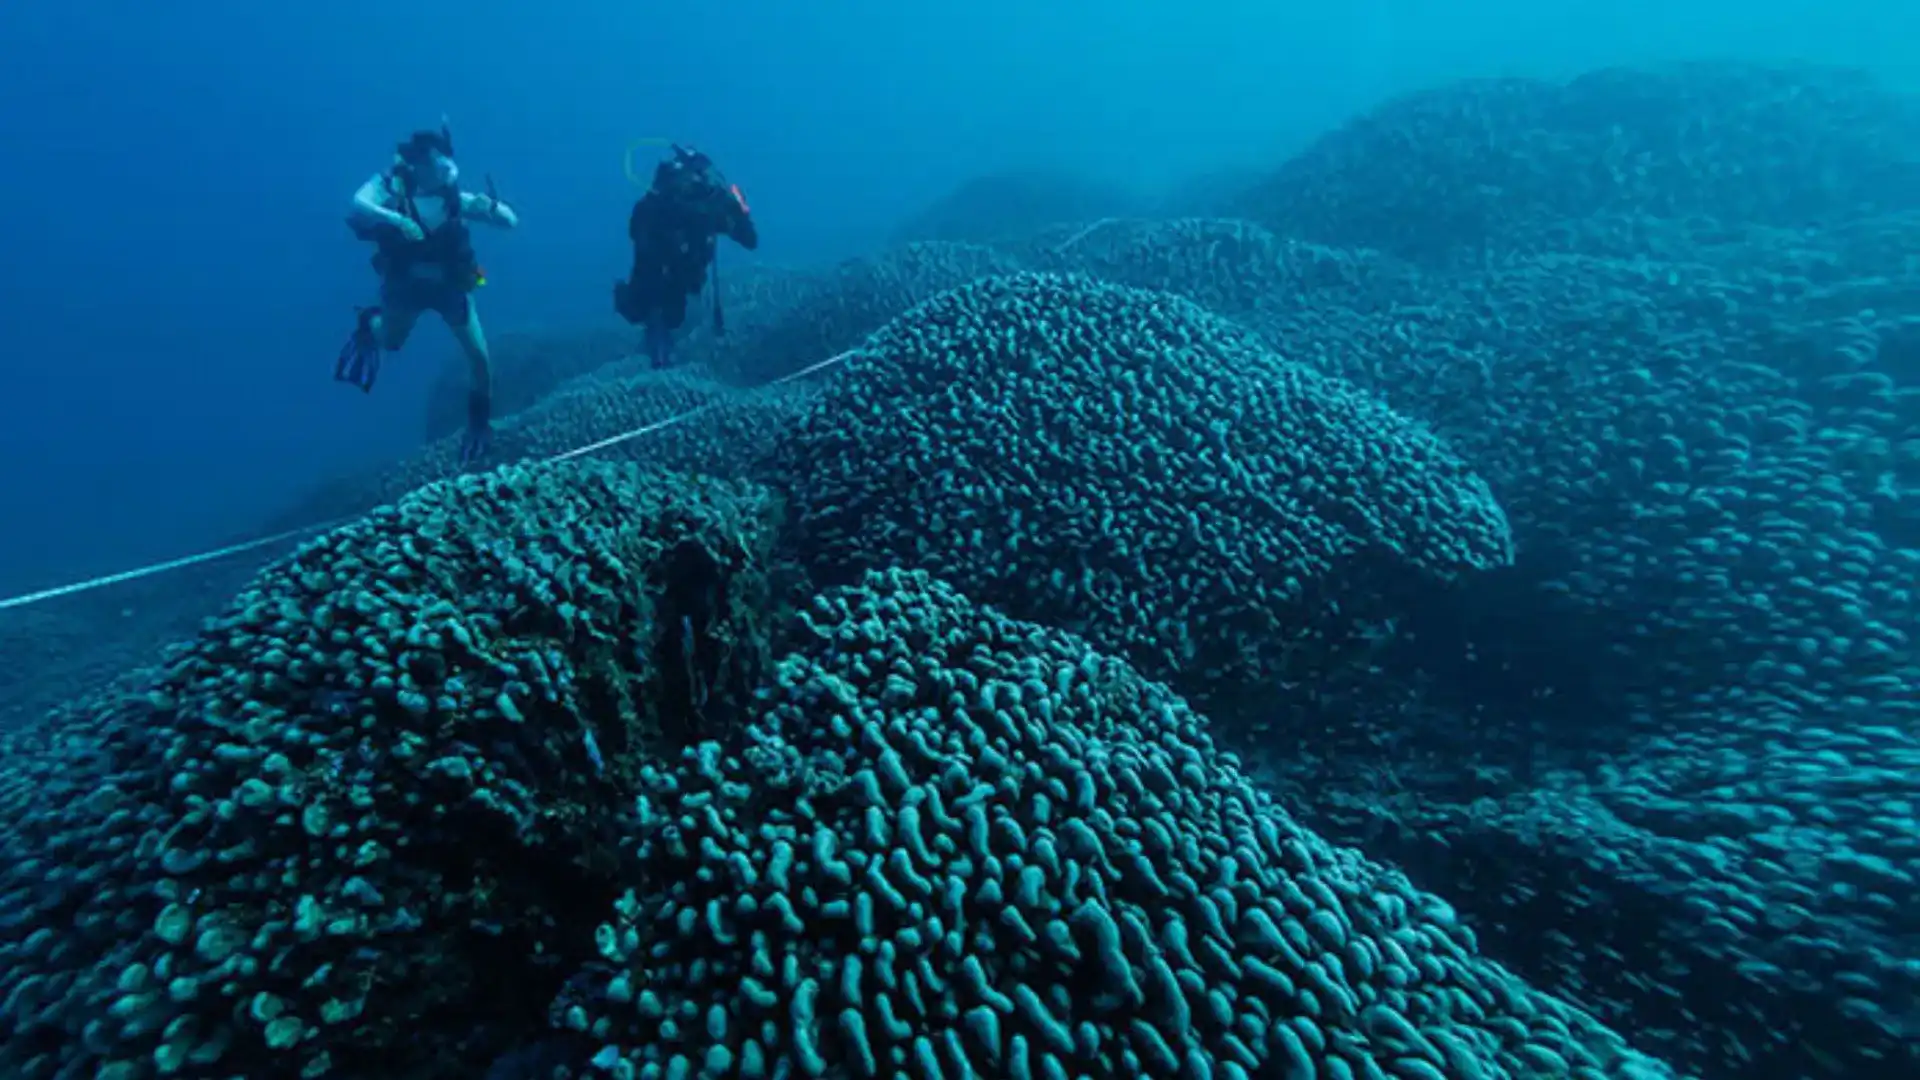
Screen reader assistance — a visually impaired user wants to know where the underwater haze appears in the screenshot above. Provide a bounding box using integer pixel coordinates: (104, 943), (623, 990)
(6, 1), (1920, 1079)
(0, 0), (1911, 596)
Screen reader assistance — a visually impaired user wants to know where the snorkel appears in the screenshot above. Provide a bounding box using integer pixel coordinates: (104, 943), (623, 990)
(431, 115), (458, 189)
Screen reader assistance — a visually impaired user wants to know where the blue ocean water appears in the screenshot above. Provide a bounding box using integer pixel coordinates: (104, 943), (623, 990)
(1, 2), (1917, 1079)
(1, 0), (1911, 597)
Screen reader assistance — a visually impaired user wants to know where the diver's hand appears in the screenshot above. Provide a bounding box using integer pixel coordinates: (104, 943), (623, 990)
(613, 279), (642, 324)
(393, 217), (426, 242)
(490, 199), (519, 228)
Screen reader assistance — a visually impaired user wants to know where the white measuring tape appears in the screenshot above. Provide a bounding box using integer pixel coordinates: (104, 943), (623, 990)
(0, 348), (862, 614)
(1049, 217), (1123, 253)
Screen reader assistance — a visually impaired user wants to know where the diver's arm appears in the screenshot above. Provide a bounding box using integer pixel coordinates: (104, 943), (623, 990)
(349, 174), (414, 231)
(460, 191), (519, 228)
(728, 210), (759, 251)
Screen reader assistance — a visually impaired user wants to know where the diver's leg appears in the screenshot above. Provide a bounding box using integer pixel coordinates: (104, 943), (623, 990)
(371, 301), (421, 351)
(664, 290), (690, 332)
(446, 297), (493, 403)
(644, 317), (670, 368)
(647, 292), (689, 368)
(446, 297), (493, 464)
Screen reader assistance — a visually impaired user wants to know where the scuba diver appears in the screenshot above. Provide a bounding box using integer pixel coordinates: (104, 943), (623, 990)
(337, 120), (519, 465)
(613, 144), (757, 368)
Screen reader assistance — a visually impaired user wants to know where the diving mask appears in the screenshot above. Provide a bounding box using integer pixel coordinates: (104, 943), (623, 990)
(426, 152), (460, 191)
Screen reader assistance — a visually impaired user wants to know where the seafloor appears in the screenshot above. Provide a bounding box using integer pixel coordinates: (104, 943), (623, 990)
(1, 60), (1915, 1080)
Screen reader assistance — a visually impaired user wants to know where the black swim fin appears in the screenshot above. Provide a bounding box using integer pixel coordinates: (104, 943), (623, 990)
(334, 308), (382, 392)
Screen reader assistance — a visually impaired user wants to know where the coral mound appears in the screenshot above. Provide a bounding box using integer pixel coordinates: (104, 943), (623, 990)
(0, 462), (780, 1080)
(1032, 215), (1419, 318)
(893, 170), (1143, 246)
(274, 366), (809, 532)
(718, 241), (1024, 386)
(578, 567), (1678, 1080)
(775, 271), (1512, 710)
(1238, 61), (1920, 264)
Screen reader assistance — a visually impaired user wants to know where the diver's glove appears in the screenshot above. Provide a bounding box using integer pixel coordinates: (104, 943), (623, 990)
(613, 279), (642, 324)
(460, 390), (492, 467)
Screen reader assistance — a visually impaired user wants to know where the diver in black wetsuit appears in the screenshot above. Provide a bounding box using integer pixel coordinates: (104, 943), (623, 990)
(338, 121), (519, 466)
(612, 145), (758, 367)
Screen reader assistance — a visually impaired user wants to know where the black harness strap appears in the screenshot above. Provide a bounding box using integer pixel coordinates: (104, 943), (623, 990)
(382, 168), (472, 282)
